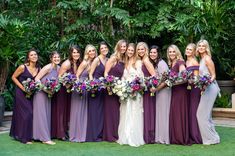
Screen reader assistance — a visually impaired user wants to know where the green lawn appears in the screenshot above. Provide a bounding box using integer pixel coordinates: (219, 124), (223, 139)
(0, 127), (235, 156)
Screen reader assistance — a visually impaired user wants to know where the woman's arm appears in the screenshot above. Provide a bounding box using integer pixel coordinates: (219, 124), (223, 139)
(76, 61), (87, 79)
(35, 64), (51, 82)
(205, 56), (216, 81)
(143, 58), (157, 76)
(58, 60), (71, 77)
(89, 57), (99, 80)
(11, 65), (25, 91)
(104, 56), (116, 77)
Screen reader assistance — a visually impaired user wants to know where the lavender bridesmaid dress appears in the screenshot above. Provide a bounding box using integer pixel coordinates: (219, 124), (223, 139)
(69, 69), (88, 142)
(103, 62), (124, 142)
(142, 64), (156, 144)
(169, 60), (190, 145)
(86, 61), (105, 142)
(186, 66), (202, 144)
(10, 65), (39, 143)
(33, 66), (59, 142)
(155, 60), (171, 144)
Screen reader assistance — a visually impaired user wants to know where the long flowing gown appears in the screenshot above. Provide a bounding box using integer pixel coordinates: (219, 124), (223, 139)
(86, 61), (105, 142)
(33, 66), (59, 142)
(117, 60), (145, 147)
(197, 58), (220, 145)
(51, 68), (73, 139)
(103, 62), (124, 142)
(186, 66), (202, 144)
(142, 64), (156, 144)
(69, 69), (88, 142)
(169, 60), (190, 145)
(10, 65), (39, 143)
(155, 60), (171, 144)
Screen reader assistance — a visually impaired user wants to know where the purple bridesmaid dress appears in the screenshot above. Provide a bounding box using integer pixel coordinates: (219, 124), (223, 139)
(10, 65), (39, 143)
(169, 60), (190, 145)
(142, 64), (156, 144)
(86, 61), (105, 142)
(103, 62), (124, 142)
(186, 66), (202, 144)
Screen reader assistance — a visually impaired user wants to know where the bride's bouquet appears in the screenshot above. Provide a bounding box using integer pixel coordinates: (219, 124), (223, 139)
(59, 72), (77, 93)
(144, 76), (160, 96)
(22, 78), (39, 98)
(103, 75), (119, 95)
(112, 79), (129, 101)
(42, 77), (61, 98)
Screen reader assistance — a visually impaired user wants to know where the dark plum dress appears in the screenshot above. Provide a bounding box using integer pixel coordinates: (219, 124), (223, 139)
(169, 60), (190, 145)
(103, 62), (124, 142)
(86, 60), (105, 142)
(51, 68), (73, 139)
(186, 66), (202, 144)
(142, 64), (156, 144)
(10, 65), (39, 143)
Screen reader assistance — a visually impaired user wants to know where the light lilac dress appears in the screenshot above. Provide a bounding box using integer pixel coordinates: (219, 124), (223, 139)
(69, 69), (88, 142)
(33, 66), (59, 142)
(155, 60), (171, 144)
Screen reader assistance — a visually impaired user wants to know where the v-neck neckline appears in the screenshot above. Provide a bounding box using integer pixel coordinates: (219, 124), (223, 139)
(25, 65), (38, 77)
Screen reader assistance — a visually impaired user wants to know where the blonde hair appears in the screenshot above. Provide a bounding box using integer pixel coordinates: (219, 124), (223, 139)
(167, 44), (183, 66)
(112, 39), (127, 62)
(84, 44), (97, 61)
(196, 39), (212, 57)
(136, 42), (149, 60)
(125, 43), (139, 69)
(185, 43), (196, 57)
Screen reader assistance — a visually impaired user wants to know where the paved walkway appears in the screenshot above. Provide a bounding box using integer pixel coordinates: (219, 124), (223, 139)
(1, 113), (235, 134)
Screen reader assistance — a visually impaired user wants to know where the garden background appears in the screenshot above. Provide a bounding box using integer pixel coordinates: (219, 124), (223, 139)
(0, 0), (235, 111)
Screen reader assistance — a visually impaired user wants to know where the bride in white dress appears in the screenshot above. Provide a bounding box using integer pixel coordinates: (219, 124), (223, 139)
(117, 43), (145, 147)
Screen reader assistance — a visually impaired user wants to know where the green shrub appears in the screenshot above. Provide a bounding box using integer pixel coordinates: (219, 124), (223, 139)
(214, 91), (232, 108)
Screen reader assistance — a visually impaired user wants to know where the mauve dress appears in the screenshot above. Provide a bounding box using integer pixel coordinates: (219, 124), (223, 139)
(186, 66), (202, 144)
(169, 60), (190, 145)
(155, 60), (171, 144)
(142, 64), (156, 144)
(69, 69), (88, 142)
(33, 66), (59, 142)
(10, 65), (39, 143)
(197, 58), (220, 145)
(51, 68), (73, 139)
(103, 62), (124, 142)
(86, 61), (105, 142)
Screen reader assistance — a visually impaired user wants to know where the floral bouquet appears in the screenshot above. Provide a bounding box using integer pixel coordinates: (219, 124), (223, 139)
(71, 79), (89, 97)
(22, 78), (39, 98)
(128, 76), (145, 98)
(112, 80), (129, 101)
(42, 77), (61, 98)
(176, 70), (193, 90)
(144, 76), (160, 96)
(103, 75), (120, 95)
(59, 72), (77, 93)
(87, 78), (105, 98)
(164, 70), (178, 87)
(194, 74), (213, 94)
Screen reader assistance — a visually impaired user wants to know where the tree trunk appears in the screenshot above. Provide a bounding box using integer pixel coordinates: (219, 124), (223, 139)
(109, 0), (114, 36)
(0, 61), (9, 94)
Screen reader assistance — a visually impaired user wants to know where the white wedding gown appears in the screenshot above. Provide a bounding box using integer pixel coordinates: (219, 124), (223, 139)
(117, 60), (145, 147)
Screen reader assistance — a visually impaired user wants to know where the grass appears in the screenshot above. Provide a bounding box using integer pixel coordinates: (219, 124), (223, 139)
(0, 127), (235, 156)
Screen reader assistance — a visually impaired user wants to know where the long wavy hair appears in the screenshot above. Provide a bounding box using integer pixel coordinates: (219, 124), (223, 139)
(149, 45), (162, 68)
(185, 43), (196, 58)
(24, 48), (40, 68)
(196, 39), (212, 57)
(68, 45), (82, 68)
(83, 44), (97, 61)
(167, 44), (183, 66)
(136, 42), (149, 60)
(112, 39), (127, 62)
(125, 43), (139, 69)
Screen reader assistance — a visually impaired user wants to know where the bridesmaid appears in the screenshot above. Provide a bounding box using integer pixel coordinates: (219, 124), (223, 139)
(167, 44), (190, 145)
(136, 42), (156, 144)
(69, 44), (97, 142)
(103, 39), (127, 142)
(196, 39), (220, 145)
(10, 49), (40, 144)
(185, 43), (202, 144)
(86, 41), (109, 142)
(149, 45), (171, 144)
(51, 45), (81, 140)
(33, 51), (60, 145)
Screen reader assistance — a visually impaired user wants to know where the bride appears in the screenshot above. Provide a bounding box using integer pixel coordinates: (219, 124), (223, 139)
(117, 43), (145, 147)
